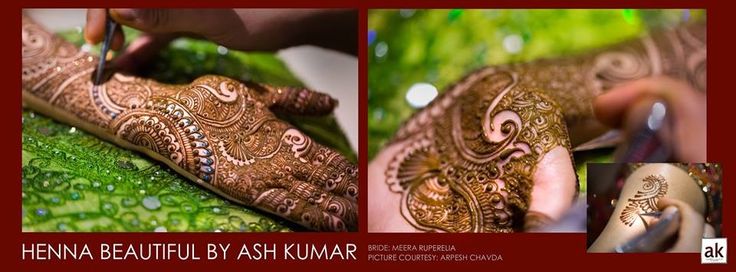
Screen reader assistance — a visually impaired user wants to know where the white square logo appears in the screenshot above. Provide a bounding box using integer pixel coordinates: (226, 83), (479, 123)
(702, 238), (727, 264)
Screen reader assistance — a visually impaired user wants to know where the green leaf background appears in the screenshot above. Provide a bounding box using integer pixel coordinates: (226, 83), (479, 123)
(22, 28), (355, 232)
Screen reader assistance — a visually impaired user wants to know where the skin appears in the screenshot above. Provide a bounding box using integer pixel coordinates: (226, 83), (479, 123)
(594, 77), (707, 162)
(84, 9), (357, 73)
(591, 75), (708, 250)
(658, 198), (714, 252)
(588, 164), (706, 252)
(368, 143), (423, 232)
(23, 14), (357, 232)
(369, 68), (578, 232)
(82, 9), (710, 235)
(369, 76), (708, 233)
(369, 22), (706, 232)
(368, 144), (576, 232)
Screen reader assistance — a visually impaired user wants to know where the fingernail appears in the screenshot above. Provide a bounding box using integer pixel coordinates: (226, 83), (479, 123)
(111, 9), (136, 22)
(661, 206), (678, 221)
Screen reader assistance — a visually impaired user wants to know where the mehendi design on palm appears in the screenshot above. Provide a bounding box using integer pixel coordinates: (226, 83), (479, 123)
(22, 15), (357, 232)
(386, 69), (570, 232)
(385, 24), (704, 232)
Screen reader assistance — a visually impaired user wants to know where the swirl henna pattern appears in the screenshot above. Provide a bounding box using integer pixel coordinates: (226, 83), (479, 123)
(21, 15), (357, 232)
(385, 24), (705, 233)
(619, 175), (668, 227)
(386, 69), (570, 232)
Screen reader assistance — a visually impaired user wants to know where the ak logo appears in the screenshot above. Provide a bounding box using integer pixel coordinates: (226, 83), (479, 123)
(701, 238), (727, 264)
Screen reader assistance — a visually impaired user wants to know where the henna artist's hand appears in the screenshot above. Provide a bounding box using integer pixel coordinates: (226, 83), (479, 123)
(594, 77), (707, 162)
(84, 9), (357, 72)
(23, 15), (357, 232)
(656, 198), (713, 252)
(599, 197), (713, 253)
(588, 164), (707, 252)
(368, 69), (577, 232)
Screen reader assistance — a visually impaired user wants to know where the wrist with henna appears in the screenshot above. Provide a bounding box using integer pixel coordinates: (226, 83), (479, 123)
(22, 15), (357, 232)
(393, 23), (705, 147)
(377, 23), (704, 233)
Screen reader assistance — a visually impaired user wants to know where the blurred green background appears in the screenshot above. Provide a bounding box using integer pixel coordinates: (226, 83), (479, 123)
(368, 9), (704, 158)
(368, 9), (705, 190)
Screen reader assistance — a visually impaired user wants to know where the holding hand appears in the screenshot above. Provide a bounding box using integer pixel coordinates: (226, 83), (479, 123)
(84, 9), (357, 72)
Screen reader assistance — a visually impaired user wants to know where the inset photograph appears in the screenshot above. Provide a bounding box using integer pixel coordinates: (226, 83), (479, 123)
(368, 9), (705, 233)
(22, 9), (358, 232)
(587, 163), (722, 253)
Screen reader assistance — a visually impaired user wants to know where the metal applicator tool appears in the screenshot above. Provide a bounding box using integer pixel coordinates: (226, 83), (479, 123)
(613, 100), (673, 162)
(94, 10), (118, 86)
(614, 207), (680, 253)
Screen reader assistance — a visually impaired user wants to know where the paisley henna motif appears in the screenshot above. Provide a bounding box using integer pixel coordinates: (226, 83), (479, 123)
(619, 174), (668, 227)
(385, 24), (704, 233)
(386, 69), (570, 232)
(21, 15), (357, 232)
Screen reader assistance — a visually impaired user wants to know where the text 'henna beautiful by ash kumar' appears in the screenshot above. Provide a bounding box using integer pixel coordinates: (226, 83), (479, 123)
(21, 243), (357, 261)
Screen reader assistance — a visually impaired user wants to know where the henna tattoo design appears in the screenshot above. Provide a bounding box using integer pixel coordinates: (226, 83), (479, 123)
(394, 24), (705, 143)
(385, 24), (704, 233)
(21, 15), (357, 232)
(619, 174), (668, 227)
(386, 69), (570, 232)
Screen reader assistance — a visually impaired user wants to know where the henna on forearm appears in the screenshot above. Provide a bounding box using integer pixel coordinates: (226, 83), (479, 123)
(393, 24), (705, 147)
(589, 164), (707, 252)
(383, 24), (704, 233)
(22, 15), (357, 232)
(517, 23), (704, 131)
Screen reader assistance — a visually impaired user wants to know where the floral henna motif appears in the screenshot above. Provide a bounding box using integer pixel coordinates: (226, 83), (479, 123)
(21, 15), (357, 232)
(619, 174), (668, 227)
(385, 24), (704, 233)
(386, 69), (570, 232)
(393, 24), (705, 143)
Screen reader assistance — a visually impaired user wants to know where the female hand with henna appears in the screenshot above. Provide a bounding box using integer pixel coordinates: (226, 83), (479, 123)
(369, 23), (705, 233)
(368, 67), (577, 233)
(84, 9), (357, 73)
(23, 14), (357, 232)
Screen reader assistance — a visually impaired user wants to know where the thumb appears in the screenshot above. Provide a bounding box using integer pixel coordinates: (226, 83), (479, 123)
(658, 197), (705, 252)
(525, 146), (577, 231)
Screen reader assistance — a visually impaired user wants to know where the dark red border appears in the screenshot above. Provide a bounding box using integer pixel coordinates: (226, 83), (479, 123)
(6, 1), (735, 271)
